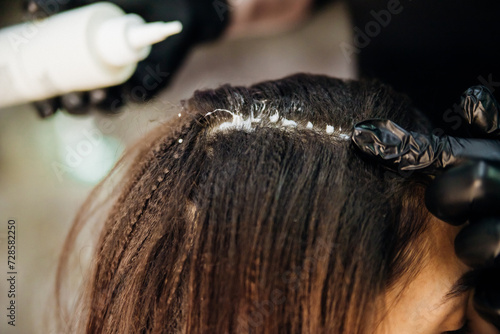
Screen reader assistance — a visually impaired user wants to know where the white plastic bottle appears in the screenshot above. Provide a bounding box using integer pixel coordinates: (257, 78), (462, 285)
(0, 2), (182, 109)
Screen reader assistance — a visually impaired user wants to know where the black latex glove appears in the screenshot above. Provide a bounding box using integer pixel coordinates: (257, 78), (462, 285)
(23, 0), (230, 117)
(352, 85), (500, 329)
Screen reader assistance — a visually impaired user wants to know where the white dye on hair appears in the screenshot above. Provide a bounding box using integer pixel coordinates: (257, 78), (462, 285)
(269, 112), (280, 123)
(282, 119), (298, 127)
(205, 108), (351, 141)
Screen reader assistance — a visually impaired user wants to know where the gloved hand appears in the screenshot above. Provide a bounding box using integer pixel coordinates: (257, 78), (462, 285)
(23, 0), (230, 117)
(352, 85), (500, 329)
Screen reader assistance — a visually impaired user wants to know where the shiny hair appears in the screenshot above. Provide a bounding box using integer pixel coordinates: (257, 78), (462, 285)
(56, 73), (433, 333)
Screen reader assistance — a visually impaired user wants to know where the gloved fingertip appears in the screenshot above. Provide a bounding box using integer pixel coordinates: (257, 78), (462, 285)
(92, 86), (125, 114)
(464, 85), (494, 101)
(461, 85), (500, 137)
(353, 119), (389, 144)
(61, 92), (90, 115)
(454, 218), (500, 268)
(34, 98), (59, 118)
(22, 0), (47, 19)
(89, 89), (108, 105)
(352, 119), (409, 159)
(352, 120), (381, 155)
(23, 1), (38, 15)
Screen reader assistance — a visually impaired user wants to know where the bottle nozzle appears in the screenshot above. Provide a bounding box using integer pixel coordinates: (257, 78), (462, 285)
(96, 15), (183, 67)
(128, 21), (183, 50)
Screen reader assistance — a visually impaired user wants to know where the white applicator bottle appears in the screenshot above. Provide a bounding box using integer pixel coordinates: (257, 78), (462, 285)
(0, 2), (182, 109)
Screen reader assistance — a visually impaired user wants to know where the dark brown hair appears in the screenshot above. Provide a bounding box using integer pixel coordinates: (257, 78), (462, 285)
(56, 74), (432, 333)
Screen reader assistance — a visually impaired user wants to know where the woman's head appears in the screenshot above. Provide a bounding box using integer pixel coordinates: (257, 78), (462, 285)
(57, 74), (472, 333)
